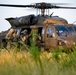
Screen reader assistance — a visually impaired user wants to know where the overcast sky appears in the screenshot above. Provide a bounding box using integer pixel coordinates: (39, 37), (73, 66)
(0, 0), (76, 32)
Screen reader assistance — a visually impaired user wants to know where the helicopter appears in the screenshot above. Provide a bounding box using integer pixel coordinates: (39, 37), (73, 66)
(0, 2), (76, 50)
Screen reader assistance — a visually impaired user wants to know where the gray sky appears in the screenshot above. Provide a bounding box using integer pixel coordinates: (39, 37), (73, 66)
(0, 0), (76, 32)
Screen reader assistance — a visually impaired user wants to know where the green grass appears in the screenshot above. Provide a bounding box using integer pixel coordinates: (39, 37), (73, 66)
(0, 48), (76, 75)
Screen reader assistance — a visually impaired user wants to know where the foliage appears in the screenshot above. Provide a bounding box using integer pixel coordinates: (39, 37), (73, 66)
(0, 48), (76, 75)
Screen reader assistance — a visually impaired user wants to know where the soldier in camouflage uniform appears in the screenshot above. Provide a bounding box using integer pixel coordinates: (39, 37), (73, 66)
(6, 28), (18, 49)
(21, 30), (29, 44)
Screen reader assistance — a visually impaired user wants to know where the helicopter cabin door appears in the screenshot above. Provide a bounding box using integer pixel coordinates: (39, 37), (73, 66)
(45, 26), (57, 49)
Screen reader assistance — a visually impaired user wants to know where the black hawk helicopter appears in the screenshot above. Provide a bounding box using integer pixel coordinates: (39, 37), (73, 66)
(0, 2), (76, 50)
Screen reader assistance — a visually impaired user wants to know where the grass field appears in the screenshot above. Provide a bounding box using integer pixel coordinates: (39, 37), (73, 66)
(0, 47), (76, 75)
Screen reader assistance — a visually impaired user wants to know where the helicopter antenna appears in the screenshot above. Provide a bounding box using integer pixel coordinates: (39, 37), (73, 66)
(50, 12), (54, 16)
(73, 21), (76, 24)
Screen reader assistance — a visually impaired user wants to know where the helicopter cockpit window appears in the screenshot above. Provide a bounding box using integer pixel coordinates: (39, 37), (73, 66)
(73, 25), (76, 31)
(66, 26), (75, 35)
(47, 27), (55, 38)
(56, 25), (68, 36)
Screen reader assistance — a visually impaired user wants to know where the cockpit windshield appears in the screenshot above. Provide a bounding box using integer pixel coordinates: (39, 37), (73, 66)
(66, 26), (75, 35)
(73, 25), (76, 31)
(55, 25), (68, 36)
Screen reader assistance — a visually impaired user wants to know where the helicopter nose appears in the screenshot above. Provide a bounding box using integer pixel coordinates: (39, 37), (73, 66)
(65, 41), (75, 49)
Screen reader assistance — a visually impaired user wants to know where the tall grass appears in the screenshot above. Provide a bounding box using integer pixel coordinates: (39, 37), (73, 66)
(0, 49), (76, 75)
(0, 47), (76, 75)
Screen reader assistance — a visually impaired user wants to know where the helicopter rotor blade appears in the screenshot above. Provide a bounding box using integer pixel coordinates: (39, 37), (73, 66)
(0, 3), (76, 9)
(49, 3), (70, 5)
(33, 2), (76, 9)
(0, 4), (34, 8)
(53, 6), (76, 9)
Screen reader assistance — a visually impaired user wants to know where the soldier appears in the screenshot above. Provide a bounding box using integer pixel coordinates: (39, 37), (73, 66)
(6, 28), (15, 40)
(12, 30), (19, 42)
(20, 30), (29, 44)
(6, 28), (18, 49)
